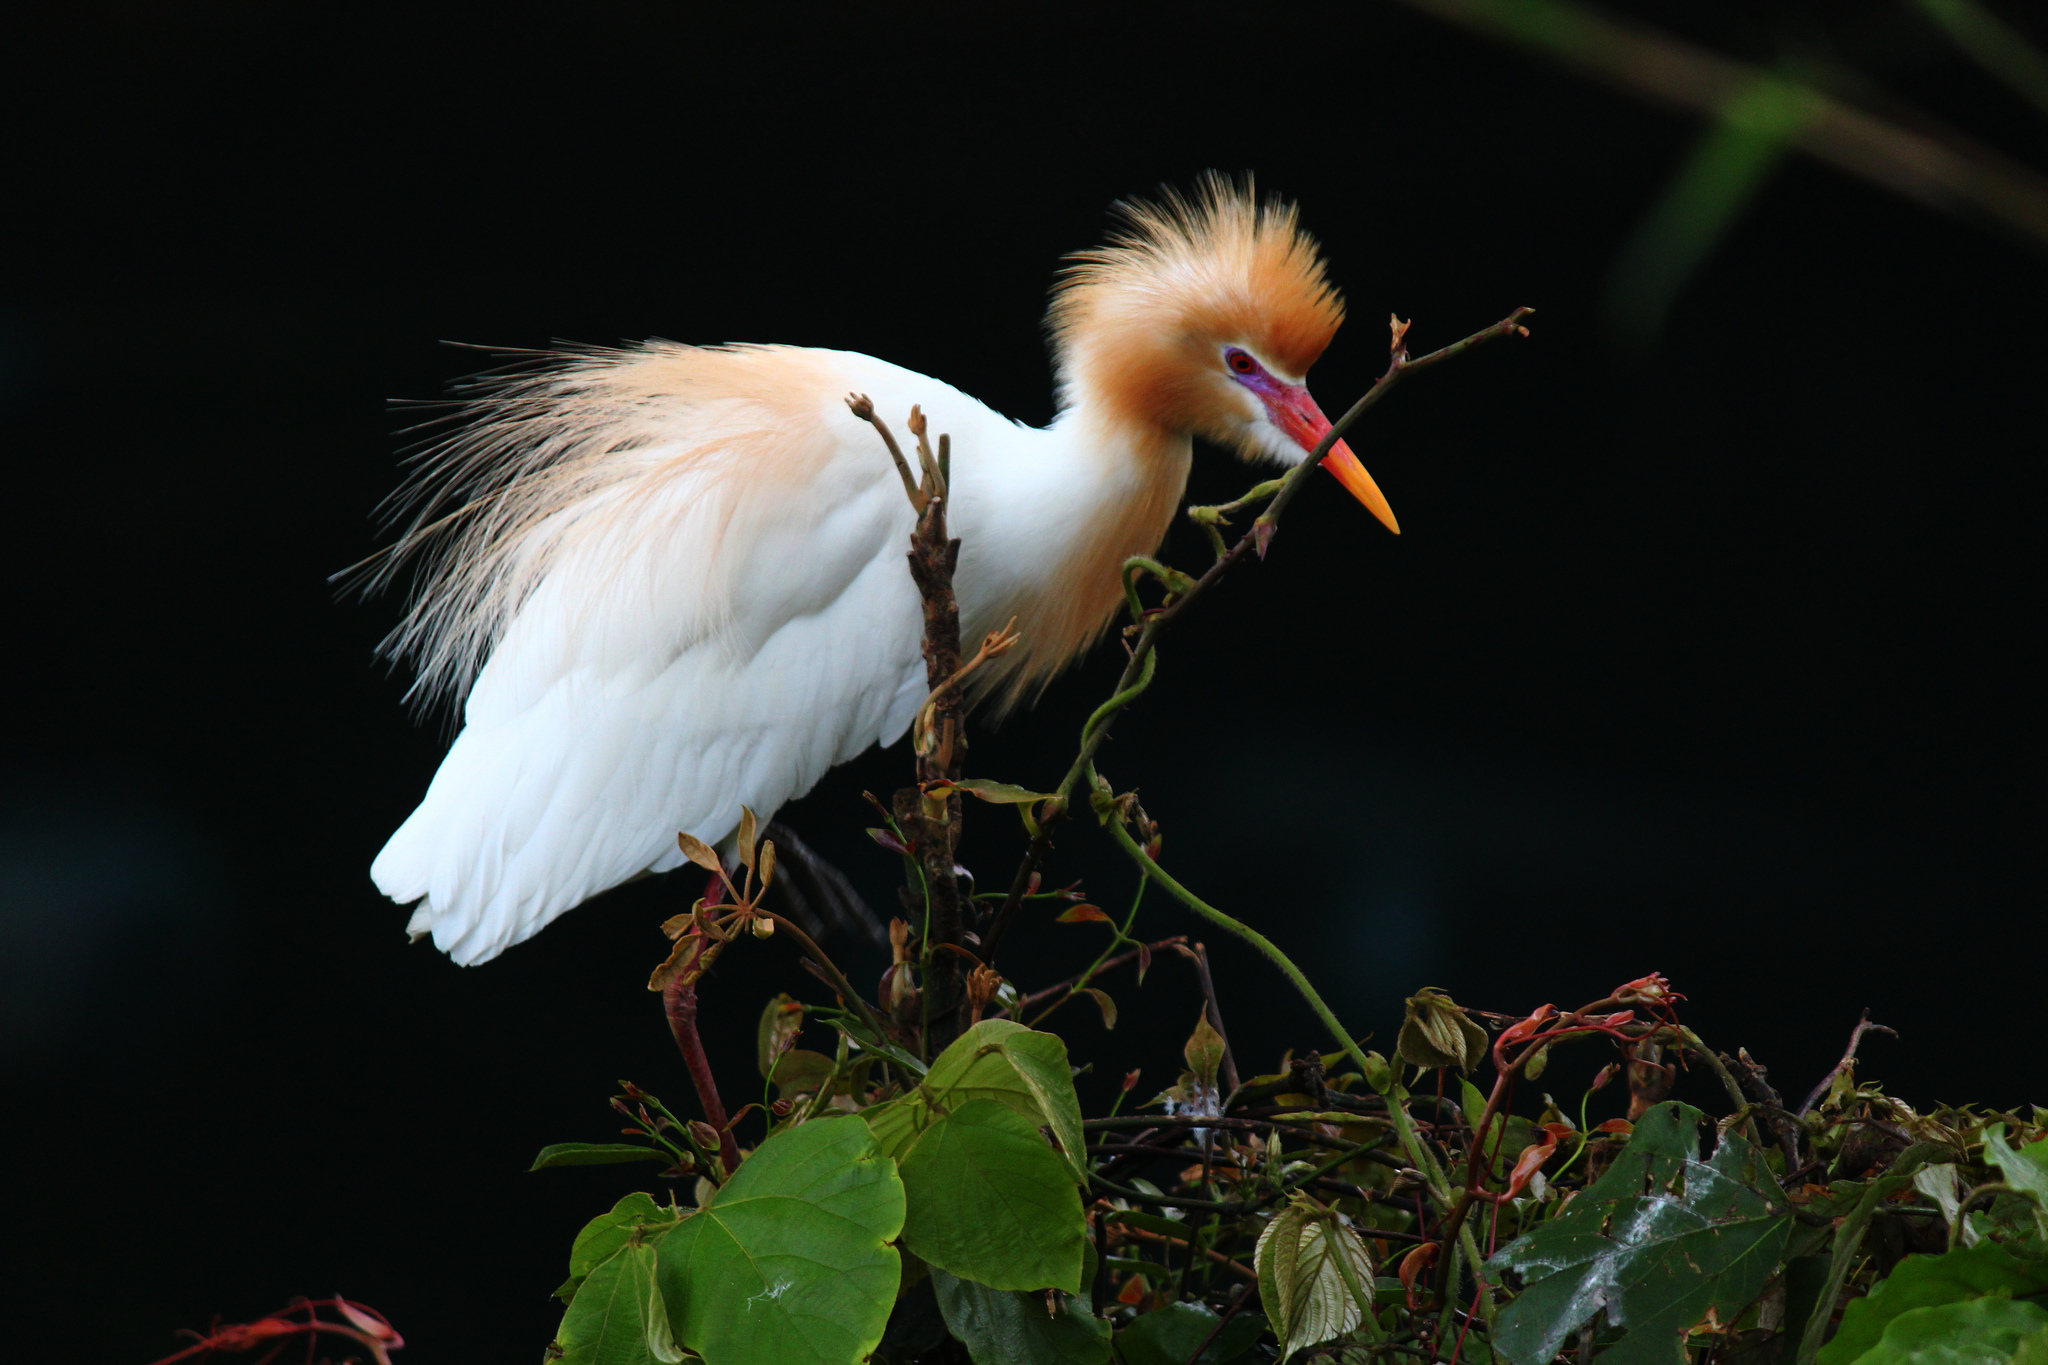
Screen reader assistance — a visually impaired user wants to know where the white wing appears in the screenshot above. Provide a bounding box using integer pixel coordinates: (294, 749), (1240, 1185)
(370, 343), (1004, 964)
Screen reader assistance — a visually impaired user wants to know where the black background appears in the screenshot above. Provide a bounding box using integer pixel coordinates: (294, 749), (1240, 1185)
(4, 3), (2042, 1360)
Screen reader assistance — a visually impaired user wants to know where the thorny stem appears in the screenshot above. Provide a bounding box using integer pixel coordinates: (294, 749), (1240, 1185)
(982, 308), (1533, 961)
(1028, 874), (1149, 1027)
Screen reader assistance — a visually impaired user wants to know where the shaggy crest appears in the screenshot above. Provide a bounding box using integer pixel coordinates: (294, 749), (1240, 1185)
(1048, 174), (1345, 422)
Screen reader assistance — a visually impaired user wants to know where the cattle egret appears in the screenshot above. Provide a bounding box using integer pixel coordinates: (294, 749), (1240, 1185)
(369, 177), (1397, 964)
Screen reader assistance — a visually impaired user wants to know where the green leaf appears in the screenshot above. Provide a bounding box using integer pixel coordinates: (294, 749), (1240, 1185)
(770, 1048), (837, 1099)
(952, 779), (1057, 804)
(930, 1269), (1111, 1365)
(1984, 1123), (2048, 1237)
(1185, 1013), (1226, 1097)
(572, 1193), (677, 1280)
(532, 1143), (671, 1171)
(2017, 1324), (2048, 1365)
(1491, 1101), (1792, 1365)
(865, 1019), (1088, 1183)
(899, 1098), (1087, 1292)
(1255, 1195), (1375, 1363)
(1852, 1295), (2048, 1365)
(553, 1243), (685, 1365)
(1820, 1243), (2048, 1365)
(1113, 1301), (1266, 1365)
(655, 1116), (904, 1365)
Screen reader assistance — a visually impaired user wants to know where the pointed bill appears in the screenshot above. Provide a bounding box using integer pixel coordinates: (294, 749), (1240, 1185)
(1266, 385), (1400, 535)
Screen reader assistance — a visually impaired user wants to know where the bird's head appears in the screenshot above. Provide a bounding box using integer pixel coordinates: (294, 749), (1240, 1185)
(1049, 174), (1398, 533)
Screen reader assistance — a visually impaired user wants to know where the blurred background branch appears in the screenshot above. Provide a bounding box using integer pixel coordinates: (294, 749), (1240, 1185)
(1395, 0), (2048, 341)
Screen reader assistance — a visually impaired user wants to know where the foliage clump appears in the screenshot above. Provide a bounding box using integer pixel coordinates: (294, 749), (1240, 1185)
(522, 313), (2045, 1365)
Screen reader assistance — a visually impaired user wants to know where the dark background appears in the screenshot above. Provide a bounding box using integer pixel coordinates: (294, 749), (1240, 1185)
(4, 2), (2042, 1359)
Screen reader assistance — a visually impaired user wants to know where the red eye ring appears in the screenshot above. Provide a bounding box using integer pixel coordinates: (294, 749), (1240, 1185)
(1226, 349), (1256, 375)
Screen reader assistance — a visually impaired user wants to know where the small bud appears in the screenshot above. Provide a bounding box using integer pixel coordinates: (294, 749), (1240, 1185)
(770, 1099), (793, 1117)
(1121, 1068), (1142, 1093)
(1590, 1062), (1620, 1092)
(750, 915), (775, 939)
(688, 1120), (720, 1152)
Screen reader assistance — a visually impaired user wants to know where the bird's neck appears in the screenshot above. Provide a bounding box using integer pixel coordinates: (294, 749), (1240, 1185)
(986, 394), (1191, 704)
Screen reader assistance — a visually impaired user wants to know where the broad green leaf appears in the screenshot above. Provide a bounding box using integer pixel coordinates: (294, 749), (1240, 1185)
(571, 1193), (677, 1280)
(1113, 1301), (1266, 1365)
(1255, 1195), (1375, 1363)
(899, 1098), (1086, 1291)
(1984, 1123), (2048, 1237)
(866, 1019), (1088, 1183)
(655, 1116), (903, 1365)
(532, 1143), (671, 1171)
(1491, 1101), (1791, 1365)
(1853, 1295), (2048, 1365)
(2016, 1324), (2048, 1365)
(554, 1243), (685, 1365)
(1820, 1243), (2048, 1365)
(930, 1269), (1111, 1365)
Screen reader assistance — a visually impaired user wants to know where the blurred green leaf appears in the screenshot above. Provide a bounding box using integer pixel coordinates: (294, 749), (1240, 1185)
(899, 1098), (1086, 1292)
(1603, 76), (1810, 347)
(1914, 0), (2048, 117)
(1821, 1243), (2048, 1365)
(1491, 1101), (1791, 1365)
(931, 1269), (1111, 1365)
(1113, 1300), (1266, 1365)
(655, 1116), (904, 1365)
(532, 1143), (670, 1171)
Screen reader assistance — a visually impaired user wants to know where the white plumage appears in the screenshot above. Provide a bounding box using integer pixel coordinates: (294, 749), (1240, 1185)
(368, 178), (1396, 964)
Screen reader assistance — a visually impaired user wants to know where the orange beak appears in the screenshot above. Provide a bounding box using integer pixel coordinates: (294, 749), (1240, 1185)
(1269, 387), (1401, 535)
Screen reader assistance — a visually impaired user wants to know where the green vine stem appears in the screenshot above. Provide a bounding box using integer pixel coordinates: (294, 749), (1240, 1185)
(979, 307), (1534, 962)
(1102, 807), (1498, 1326)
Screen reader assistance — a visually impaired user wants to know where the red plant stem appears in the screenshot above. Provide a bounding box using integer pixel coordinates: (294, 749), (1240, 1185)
(664, 973), (741, 1174)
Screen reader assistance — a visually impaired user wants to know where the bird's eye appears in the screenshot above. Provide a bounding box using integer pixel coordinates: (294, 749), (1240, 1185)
(1226, 349), (1256, 375)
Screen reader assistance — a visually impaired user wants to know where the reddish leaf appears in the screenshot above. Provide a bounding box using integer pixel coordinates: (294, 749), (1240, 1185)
(1077, 987), (1118, 1030)
(1056, 904), (1110, 923)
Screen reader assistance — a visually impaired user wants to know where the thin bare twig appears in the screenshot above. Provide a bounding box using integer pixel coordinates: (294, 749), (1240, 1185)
(1798, 1009), (1898, 1117)
(982, 309), (1532, 961)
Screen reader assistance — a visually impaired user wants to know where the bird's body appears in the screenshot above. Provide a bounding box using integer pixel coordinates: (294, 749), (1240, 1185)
(370, 179), (1395, 964)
